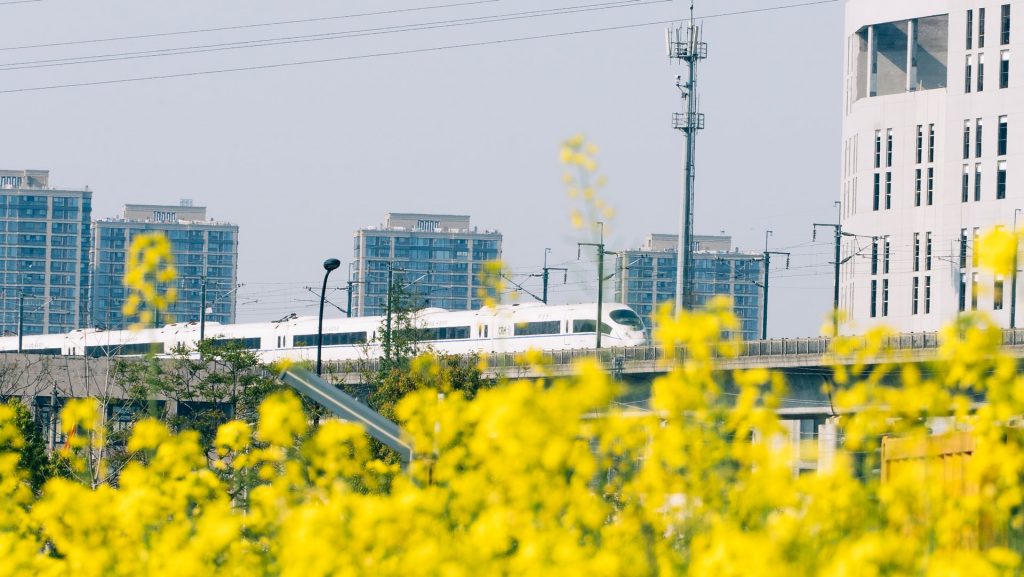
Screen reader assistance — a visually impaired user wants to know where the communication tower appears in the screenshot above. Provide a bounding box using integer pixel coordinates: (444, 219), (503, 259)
(667, 6), (707, 314)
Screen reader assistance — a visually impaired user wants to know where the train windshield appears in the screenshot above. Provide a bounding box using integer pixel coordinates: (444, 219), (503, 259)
(609, 309), (645, 331)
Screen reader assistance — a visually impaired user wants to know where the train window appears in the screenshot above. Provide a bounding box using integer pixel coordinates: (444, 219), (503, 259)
(572, 320), (612, 335)
(24, 348), (61, 356)
(85, 343), (165, 357)
(293, 332), (366, 347)
(421, 326), (470, 340)
(514, 320), (561, 336)
(208, 337), (262, 350)
(609, 309), (646, 330)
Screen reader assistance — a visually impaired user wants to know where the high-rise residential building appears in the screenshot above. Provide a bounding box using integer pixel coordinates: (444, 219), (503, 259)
(0, 170), (92, 335)
(351, 213), (502, 316)
(614, 234), (764, 340)
(842, 1), (1021, 332)
(92, 202), (239, 330)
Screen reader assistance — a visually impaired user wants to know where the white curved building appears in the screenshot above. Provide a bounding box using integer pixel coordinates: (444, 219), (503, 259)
(842, 0), (1022, 332)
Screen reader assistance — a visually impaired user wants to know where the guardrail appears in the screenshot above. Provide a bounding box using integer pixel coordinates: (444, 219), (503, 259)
(324, 328), (1024, 376)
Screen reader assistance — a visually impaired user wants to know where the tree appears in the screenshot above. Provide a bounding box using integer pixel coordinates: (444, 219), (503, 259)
(116, 340), (282, 451)
(1, 399), (52, 494)
(338, 279), (493, 463)
(378, 276), (425, 372)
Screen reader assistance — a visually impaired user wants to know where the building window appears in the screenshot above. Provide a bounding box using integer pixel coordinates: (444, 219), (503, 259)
(917, 168), (925, 207)
(968, 9), (975, 49)
(925, 275), (932, 313)
(927, 167), (934, 205)
(978, 53), (986, 91)
(874, 130), (881, 168)
(973, 227), (981, 268)
(871, 279), (878, 318)
(975, 163), (983, 200)
(885, 172), (892, 209)
(999, 115), (1008, 155)
(1002, 4), (1011, 45)
(963, 165), (971, 202)
(886, 128), (893, 167)
(972, 272), (980, 310)
(966, 54), (973, 93)
(916, 124), (924, 163)
(883, 236), (891, 274)
(959, 273), (967, 311)
(981, 7), (987, 48)
(995, 276), (1005, 310)
(912, 276), (920, 315)
(964, 119), (972, 159)
(977, 118), (984, 157)
(928, 124), (936, 162)
(1000, 50), (1010, 88)
(960, 229), (968, 269)
(871, 238), (879, 275)
(873, 173), (880, 211)
(997, 160), (1008, 199)
(882, 279), (890, 317)
(913, 232), (920, 272)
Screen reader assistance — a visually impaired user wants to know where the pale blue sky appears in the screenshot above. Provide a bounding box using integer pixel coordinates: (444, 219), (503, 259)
(0, 0), (843, 336)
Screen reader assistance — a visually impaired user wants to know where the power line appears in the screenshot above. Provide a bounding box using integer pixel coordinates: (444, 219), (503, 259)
(0, 0), (503, 52)
(0, 0), (655, 71)
(0, 0), (838, 95)
(0, 0), (41, 4)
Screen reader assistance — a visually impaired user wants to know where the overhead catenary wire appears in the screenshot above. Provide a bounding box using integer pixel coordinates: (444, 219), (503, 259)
(0, 0), (659, 71)
(0, 0), (504, 51)
(0, 0), (839, 95)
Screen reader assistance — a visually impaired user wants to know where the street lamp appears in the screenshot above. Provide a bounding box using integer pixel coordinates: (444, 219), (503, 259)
(317, 258), (341, 376)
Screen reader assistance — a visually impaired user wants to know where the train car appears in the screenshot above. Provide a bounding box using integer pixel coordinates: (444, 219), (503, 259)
(0, 302), (648, 361)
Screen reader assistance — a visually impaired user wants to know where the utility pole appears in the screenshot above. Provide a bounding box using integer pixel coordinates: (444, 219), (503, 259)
(49, 383), (57, 451)
(533, 248), (568, 304)
(813, 223), (842, 337)
(342, 280), (369, 317)
(761, 230), (790, 340)
(578, 223), (615, 349)
(814, 220), (864, 337)
(1013, 209), (1022, 329)
(383, 264), (394, 365)
(199, 276), (207, 341)
(668, 4), (707, 316)
(17, 292), (23, 353)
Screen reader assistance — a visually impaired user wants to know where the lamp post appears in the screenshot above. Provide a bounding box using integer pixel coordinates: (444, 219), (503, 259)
(317, 258), (341, 376)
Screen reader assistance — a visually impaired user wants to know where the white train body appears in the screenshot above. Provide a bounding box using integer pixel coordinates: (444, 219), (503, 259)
(0, 302), (648, 362)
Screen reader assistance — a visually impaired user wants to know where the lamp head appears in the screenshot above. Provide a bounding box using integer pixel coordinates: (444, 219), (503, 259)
(323, 258), (341, 272)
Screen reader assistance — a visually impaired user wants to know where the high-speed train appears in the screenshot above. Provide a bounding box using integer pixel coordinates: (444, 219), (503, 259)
(0, 302), (648, 362)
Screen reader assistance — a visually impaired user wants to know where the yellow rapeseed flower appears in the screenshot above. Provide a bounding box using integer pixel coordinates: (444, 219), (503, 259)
(977, 227), (1019, 276)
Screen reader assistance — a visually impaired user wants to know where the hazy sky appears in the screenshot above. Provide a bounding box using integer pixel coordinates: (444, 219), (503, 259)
(0, 0), (843, 337)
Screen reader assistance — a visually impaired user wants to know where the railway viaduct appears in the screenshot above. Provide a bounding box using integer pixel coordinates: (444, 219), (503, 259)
(6, 329), (1024, 424)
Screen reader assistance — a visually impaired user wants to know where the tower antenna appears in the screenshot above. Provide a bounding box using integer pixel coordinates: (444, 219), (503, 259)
(667, 2), (707, 314)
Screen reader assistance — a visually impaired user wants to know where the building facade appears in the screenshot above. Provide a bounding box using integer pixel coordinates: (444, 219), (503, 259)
(613, 234), (764, 340)
(92, 202), (239, 330)
(351, 213), (502, 316)
(842, 1), (1021, 332)
(0, 170), (92, 335)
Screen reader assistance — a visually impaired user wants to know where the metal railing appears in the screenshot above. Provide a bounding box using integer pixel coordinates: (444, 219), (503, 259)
(323, 328), (1024, 376)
